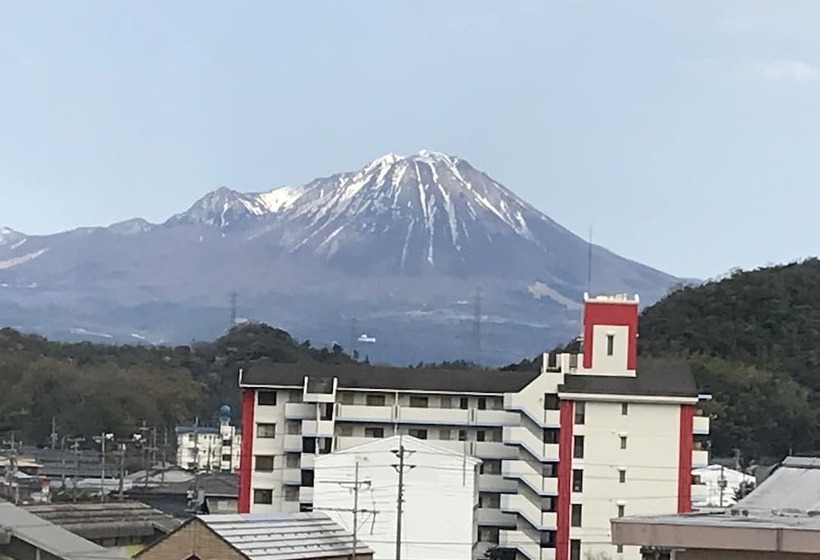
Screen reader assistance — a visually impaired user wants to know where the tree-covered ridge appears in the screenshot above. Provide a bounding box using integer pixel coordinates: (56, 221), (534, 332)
(639, 259), (820, 461)
(0, 323), (354, 445)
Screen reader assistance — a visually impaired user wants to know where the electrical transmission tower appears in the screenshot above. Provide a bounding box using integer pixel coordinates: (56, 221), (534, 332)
(392, 440), (415, 560)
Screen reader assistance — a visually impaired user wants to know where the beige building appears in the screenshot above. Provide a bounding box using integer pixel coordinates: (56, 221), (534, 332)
(612, 457), (820, 559)
(135, 512), (373, 560)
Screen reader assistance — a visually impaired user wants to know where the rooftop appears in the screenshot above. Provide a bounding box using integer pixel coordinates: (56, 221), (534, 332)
(23, 502), (181, 540)
(558, 357), (699, 398)
(197, 512), (372, 560)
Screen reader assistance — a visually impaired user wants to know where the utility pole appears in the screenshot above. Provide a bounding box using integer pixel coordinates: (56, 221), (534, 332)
(118, 443), (126, 501)
(391, 441), (415, 560)
(718, 465), (727, 508)
(314, 460), (377, 560)
(50, 417), (58, 450)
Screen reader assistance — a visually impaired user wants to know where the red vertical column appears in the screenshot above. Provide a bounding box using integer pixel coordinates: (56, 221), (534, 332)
(238, 388), (255, 513)
(556, 400), (574, 560)
(677, 404), (694, 513)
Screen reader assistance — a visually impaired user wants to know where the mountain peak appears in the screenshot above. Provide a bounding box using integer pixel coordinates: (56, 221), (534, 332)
(166, 186), (268, 228)
(0, 227), (25, 246)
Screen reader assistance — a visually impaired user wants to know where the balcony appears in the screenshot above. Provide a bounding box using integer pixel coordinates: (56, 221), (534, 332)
(282, 468), (301, 485)
(499, 530), (541, 560)
(284, 403), (315, 420)
(503, 460), (557, 496)
(395, 407), (471, 425)
(501, 494), (556, 531)
(503, 394), (562, 428)
(476, 507), (516, 528)
(299, 486), (314, 503)
(478, 474), (517, 493)
(693, 415), (710, 435)
(302, 420), (334, 437)
(336, 404), (393, 423)
(283, 435), (302, 453)
(473, 409), (518, 427)
(692, 449), (709, 468)
(472, 441), (515, 459)
(300, 453), (315, 469)
(503, 426), (559, 462)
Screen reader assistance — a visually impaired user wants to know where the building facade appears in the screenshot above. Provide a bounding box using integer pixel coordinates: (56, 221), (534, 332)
(313, 435), (481, 560)
(238, 294), (710, 560)
(175, 407), (241, 472)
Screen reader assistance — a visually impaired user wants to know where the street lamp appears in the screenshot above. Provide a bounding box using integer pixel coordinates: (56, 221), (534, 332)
(94, 432), (114, 502)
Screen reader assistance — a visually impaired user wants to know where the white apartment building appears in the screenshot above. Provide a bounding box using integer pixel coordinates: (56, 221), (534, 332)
(313, 435), (481, 560)
(176, 409), (242, 472)
(237, 293), (710, 560)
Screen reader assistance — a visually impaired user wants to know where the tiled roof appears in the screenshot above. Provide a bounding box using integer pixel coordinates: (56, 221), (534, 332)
(23, 502), (181, 540)
(199, 512), (372, 560)
(558, 357), (699, 398)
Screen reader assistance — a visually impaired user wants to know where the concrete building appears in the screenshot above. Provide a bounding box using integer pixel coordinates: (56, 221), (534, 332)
(238, 293), (710, 560)
(313, 435), (482, 560)
(690, 465), (754, 509)
(134, 512), (373, 560)
(612, 456), (820, 559)
(175, 405), (241, 472)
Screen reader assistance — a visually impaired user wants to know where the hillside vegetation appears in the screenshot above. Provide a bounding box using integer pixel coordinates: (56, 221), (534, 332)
(640, 259), (820, 461)
(0, 324), (353, 445)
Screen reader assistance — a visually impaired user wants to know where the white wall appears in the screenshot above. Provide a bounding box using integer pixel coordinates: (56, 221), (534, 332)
(249, 390), (290, 512)
(589, 324), (631, 374)
(313, 436), (479, 560)
(575, 400), (682, 560)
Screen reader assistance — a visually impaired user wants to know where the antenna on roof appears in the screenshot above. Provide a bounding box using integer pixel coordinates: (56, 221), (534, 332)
(586, 226), (593, 296)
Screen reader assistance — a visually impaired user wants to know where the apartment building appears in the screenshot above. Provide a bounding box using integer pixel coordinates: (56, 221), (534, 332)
(176, 406), (242, 472)
(237, 293), (710, 560)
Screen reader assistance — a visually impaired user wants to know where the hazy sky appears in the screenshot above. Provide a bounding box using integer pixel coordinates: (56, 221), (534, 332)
(1, 1), (819, 279)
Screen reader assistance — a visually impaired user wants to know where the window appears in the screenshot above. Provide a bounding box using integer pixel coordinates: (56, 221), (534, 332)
(366, 394), (386, 406)
(289, 389), (303, 402)
(480, 460), (502, 475)
(570, 539), (581, 560)
(256, 423), (276, 438)
(479, 493), (500, 509)
(320, 403), (333, 421)
(286, 421), (301, 435)
(286, 453), (300, 468)
(543, 428), (559, 444)
(573, 435), (584, 459)
(299, 503), (313, 512)
(460, 397), (469, 410)
(253, 489), (273, 504)
(574, 402), (585, 425)
(606, 334), (615, 356)
(408, 428), (428, 440)
(544, 393), (560, 410)
(255, 455), (274, 472)
(258, 391), (277, 406)
(365, 427), (384, 438)
(221, 454), (231, 462)
(540, 531), (556, 548)
(458, 429), (467, 441)
(571, 504), (582, 527)
(621, 402), (629, 415)
(617, 504), (625, 517)
(318, 438), (332, 454)
(478, 397), (487, 410)
(302, 437), (315, 453)
(479, 527), (500, 544)
(338, 424), (353, 437)
(340, 392), (355, 405)
(477, 430), (486, 442)
(301, 469), (314, 487)
(409, 396), (429, 408)
(572, 469), (584, 492)
(540, 496), (556, 512)
(542, 463), (558, 477)
(620, 435), (628, 449)
(439, 429), (451, 440)
(616, 545), (624, 554)
(284, 487), (299, 502)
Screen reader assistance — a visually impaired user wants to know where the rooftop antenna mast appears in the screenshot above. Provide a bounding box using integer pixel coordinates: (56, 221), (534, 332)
(586, 226), (593, 297)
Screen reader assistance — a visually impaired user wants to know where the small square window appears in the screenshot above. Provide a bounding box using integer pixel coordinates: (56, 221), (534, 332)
(256, 423), (276, 438)
(286, 421), (301, 435)
(478, 397), (487, 410)
(439, 429), (451, 440)
(544, 393), (560, 410)
(619, 469), (626, 483)
(616, 545), (624, 554)
(301, 469), (314, 487)
(366, 394), (386, 406)
(620, 436), (628, 449)
(286, 453), (300, 468)
(606, 334), (615, 356)
(460, 397), (469, 410)
(477, 430), (486, 442)
(458, 429), (467, 441)
(257, 391), (277, 406)
(253, 489), (273, 504)
(621, 402), (629, 415)
(409, 396), (428, 408)
(572, 469), (583, 492)
(302, 437), (316, 453)
(618, 504), (625, 517)
(543, 428), (559, 444)
(284, 487), (299, 502)
(255, 455), (274, 472)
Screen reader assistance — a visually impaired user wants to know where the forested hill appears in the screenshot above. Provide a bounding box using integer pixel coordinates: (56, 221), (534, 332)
(0, 323), (354, 445)
(639, 259), (820, 462)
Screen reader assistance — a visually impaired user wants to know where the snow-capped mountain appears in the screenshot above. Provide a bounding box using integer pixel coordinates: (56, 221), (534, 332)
(0, 151), (681, 364)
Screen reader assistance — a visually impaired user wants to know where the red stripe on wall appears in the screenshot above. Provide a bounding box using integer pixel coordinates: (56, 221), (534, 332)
(556, 400), (574, 560)
(581, 301), (639, 370)
(677, 404), (694, 513)
(238, 388), (255, 513)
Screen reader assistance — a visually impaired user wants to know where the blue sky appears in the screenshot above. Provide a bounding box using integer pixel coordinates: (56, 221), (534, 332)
(1, 1), (819, 279)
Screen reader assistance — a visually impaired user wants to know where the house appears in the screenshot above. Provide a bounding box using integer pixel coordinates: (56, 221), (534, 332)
(690, 464), (755, 509)
(124, 471), (238, 519)
(313, 435), (482, 560)
(134, 512), (373, 560)
(23, 502), (180, 557)
(237, 293), (710, 560)
(612, 456), (820, 559)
